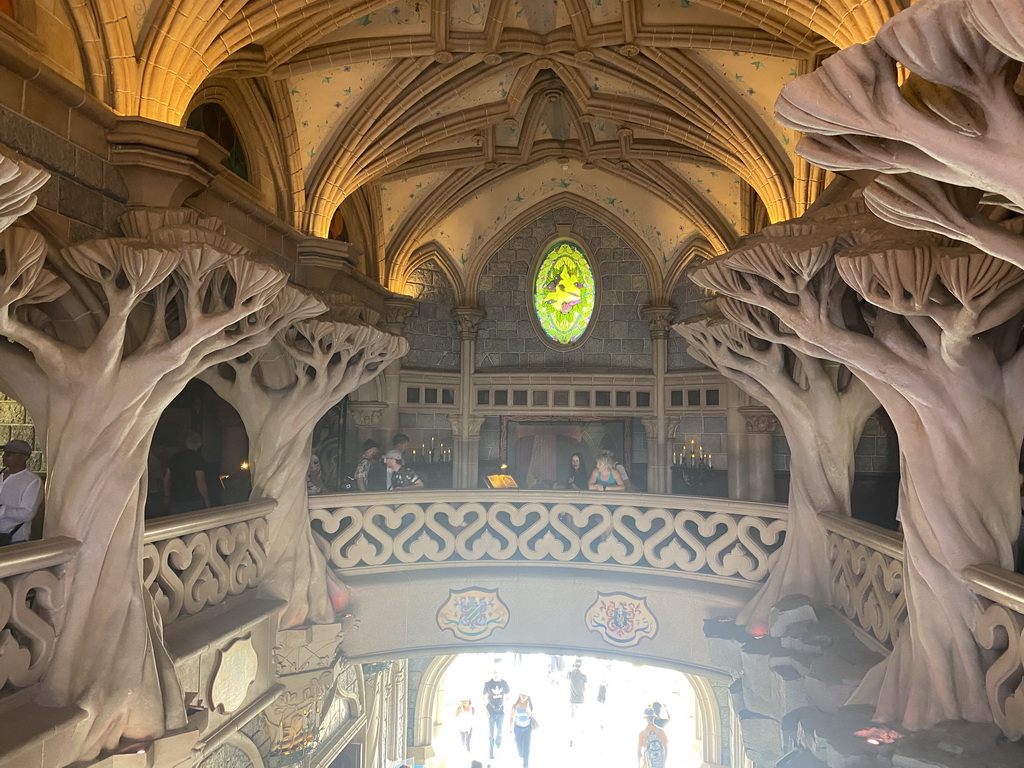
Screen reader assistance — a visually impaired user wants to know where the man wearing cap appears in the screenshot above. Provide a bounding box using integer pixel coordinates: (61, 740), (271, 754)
(354, 439), (380, 492)
(0, 439), (41, 545)
(384, 450), (423, 491)
(637, 706), (668, 768)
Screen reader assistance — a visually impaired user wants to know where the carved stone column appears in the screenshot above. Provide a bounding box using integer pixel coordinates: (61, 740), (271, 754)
(641, 305), (676, 494)
(379, 296), (417, 439)
(447, 414), (486, 490)
(732, 406), (778, 502)
(451, 307), (486, 488)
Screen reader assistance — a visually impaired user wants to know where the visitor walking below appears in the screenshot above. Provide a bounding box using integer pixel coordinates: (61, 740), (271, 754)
(509, 693), (534, 768)
(454, 698), (474, 752)
(638, 706), (668, 768)
(567, 659), (587, 716)
(482, 670), (509, 759)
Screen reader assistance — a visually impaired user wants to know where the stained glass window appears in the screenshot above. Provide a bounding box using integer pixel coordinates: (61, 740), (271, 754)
(533, 241), (596, 345)
(185, 103), (249, 181)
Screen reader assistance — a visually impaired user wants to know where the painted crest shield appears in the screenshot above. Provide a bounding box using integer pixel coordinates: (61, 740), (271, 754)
(585, 591), (659, 647)
(436, 587), (510, 641)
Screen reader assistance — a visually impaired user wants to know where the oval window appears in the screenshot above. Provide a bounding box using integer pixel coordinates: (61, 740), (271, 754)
(533, 241), (596, 346)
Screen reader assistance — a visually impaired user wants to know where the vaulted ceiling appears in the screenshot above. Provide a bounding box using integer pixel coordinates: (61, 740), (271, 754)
(23, 0), (908, 295)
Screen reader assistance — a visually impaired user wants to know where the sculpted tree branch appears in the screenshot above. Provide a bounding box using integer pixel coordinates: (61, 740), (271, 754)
(0, 180), (324, 761)
(678, 303), (877, 631)
(202, 317), (407, 628)
(700, 178), (1024, 729)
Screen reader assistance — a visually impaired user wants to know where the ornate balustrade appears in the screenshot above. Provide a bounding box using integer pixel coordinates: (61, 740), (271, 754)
(820, 511), (906, 652)
(967, 564), (1024, 740)
(0, 536), (80, 694)
(142, 500), (274, 625)
(309, 491), (787, 585)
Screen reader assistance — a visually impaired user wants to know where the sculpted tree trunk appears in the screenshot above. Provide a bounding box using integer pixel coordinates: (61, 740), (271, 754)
(771, 0), (1024, 727)
(675, 315), (877, 632)
(202, 319), (406, 628)
(693, 207), (1024, 729)
(0, 161), (324, 760)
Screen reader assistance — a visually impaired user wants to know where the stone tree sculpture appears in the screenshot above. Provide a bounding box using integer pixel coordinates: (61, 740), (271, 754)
(776, 0), (1024, 271)
(0, 157), (325, 758)
(675, 311), (877, 632)
(202, 318), (407, 629)
(692, 207), (1024, 729)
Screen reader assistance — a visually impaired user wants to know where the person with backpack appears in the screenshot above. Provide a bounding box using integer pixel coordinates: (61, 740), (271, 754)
(637, 706), (668, 768)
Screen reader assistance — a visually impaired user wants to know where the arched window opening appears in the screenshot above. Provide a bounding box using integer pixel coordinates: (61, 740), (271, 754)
(533, 240), (596, 347)
(185, 103), (249, 181)
(329, 207), (350, 242)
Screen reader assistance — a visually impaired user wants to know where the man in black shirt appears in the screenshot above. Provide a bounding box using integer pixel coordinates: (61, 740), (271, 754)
(482, 670), (510, 759)
(163, 432), (210, 514)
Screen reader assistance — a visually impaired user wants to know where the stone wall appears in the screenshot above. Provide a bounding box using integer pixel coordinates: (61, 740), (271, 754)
(667, 269), (708, 370)
(0, 73), (128, 242)
(476, 206), (652, 371)
(403, 259), (460, 371)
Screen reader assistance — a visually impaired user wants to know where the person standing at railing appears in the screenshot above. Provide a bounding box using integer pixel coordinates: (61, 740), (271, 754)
(384, 450), (424, 490)
(163, 431), (210, 514)
(354, 439), (380, 492)
(0, 439), (41, 545)
(563, 452), (589, 491)
(589, 455), (624, 492)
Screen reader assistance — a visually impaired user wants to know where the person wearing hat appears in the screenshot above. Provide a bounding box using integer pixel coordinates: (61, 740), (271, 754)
(637, 706), (668, 768)
(0, 439), (41, 545)
(354, 439), (380, 492)
(384, 449), (423, 491)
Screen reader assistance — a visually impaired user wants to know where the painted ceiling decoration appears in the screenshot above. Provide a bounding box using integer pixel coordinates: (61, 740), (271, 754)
(41, 0), (908, 297)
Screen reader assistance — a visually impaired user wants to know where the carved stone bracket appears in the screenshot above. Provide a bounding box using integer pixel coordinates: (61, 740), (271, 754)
(263, 623), (351, 757)
(641, 305), (677, 339)
(447, 414), (486, 438)
(383, 295), (417, 336)
(451, 306), (486, 340)
(107, 117), (226, 208)
(740, 406), (779, 434)
(348, 400), (388, 428)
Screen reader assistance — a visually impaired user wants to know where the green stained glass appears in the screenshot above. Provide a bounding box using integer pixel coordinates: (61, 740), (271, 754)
(534, 241), (596, 345)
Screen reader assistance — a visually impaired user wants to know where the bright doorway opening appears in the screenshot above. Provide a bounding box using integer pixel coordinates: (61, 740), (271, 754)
(430, 652), (704, 768)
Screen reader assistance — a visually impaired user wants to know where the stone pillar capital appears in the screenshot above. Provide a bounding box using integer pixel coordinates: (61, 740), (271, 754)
(382, 295), (417, 335)
(640, 305), (677, 339)
(451, 306), (486, 340)
(740, 406), (779, 434)
(447, 413), (485, 438)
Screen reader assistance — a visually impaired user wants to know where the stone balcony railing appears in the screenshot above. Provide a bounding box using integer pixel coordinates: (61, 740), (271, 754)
(309, 490), (787, 586)
(142, 499), (274, 625)
(820, 511), (907, 652)
(0, 536), (80, 695)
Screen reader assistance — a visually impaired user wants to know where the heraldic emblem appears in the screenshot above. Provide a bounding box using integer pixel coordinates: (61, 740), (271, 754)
(436, 587), (510, 641)
(585, 591), (658, 647)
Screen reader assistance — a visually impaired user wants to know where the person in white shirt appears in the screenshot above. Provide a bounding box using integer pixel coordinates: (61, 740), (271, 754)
(0, 439), (42, 545)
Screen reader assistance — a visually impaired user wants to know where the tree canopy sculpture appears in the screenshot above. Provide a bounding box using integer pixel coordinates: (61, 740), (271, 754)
(692, 198), (1024, 729)
(771, 0), (1024, 729)
(675, 309), (877, 632)
(0, 152), (325, 759)
(776, 0), (1024, 271)
(202, 317), (407, 629)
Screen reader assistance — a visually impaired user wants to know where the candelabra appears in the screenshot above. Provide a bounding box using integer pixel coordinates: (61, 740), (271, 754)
(673, 438), (713, 488)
